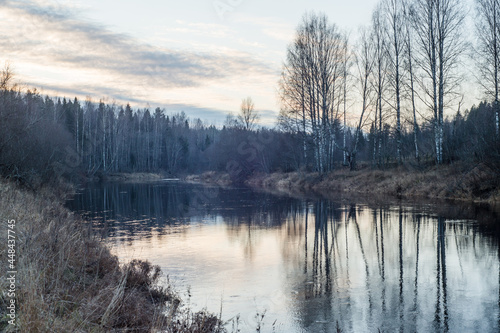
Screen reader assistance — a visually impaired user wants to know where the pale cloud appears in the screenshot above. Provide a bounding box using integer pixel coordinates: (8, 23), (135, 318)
(0, 0), (279, 124)
(170, 20), (231, 39)
(0, 1), (272, 86)
(233, 14), (295, 43)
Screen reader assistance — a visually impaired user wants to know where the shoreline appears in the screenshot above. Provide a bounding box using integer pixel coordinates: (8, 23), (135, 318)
(87, 172), (166, 183)
(187, 163), (500, 204)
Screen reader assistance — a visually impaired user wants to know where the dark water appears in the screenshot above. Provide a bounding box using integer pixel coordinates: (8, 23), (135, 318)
(67, 181), (500, 332)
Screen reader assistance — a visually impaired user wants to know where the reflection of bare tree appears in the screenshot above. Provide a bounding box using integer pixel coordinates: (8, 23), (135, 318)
(70, 182), (299, 243)
(412, 211), (421, 321)
(379, 209), (386, 313)
(434, 217), (449, 332)
(399, 207), (404, 332)
(288, 201), (499, 332)
(305, 202), (309, 275)
(350, 204), (374, 321)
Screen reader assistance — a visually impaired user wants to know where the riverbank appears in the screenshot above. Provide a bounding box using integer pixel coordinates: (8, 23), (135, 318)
(185, 171), (233, 187)
(94, 172), (165, 182)
(0, 180), (224, 332)
(190, 163), (500, 203)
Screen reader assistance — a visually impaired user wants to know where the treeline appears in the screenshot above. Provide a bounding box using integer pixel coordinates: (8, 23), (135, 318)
(0, 75), (498, 188)
(279, 0), (500, 171)
(0, 77), (291, 185)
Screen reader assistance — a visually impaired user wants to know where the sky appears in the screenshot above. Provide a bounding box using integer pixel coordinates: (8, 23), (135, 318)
(0, 0), (384, 126)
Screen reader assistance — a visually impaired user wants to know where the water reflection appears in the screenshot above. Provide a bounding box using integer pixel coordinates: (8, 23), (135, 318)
(70, 182), (296, 241)
(291, 203), (500, 332)
(68, 182), (500, 332)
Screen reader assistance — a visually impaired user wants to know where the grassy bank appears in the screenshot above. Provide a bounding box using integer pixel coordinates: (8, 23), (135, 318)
(249, 163), (500, 202)
(191, 163), (500, 203)
(0, 180), (224, 332)
(185, 171), (233, 187)
(96, 172), (165, 182)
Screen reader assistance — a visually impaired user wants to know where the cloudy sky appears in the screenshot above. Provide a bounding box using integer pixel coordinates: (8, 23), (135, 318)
(0, 0), (386, 125)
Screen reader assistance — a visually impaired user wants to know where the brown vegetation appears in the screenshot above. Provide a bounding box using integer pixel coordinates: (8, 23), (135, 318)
(185, 172), (233, 187)
(99, 172), (165, 183)
(0, 180), (224, 332)
(229, 163), (499, 203)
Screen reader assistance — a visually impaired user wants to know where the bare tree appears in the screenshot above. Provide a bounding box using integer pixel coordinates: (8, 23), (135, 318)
(371, 5), (389, 167)
(383, 0), (405, 164)
(0, 62), (14, 90)
(279, 23), (310, 167)
(238, 97), (259, 130)
(224, 113), (240, 128)
(475, 0), (500, 137)
(279, 12), (349, 172)
(342, 36), (353, 166)
(410, 0), (466, 164)
(403, 0), (420, 161)
(348, 28), (376, 170)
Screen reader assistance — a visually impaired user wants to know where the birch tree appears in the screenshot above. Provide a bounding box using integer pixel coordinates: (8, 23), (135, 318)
(404, 1), (420, 160)
(384, 0), (405, 164)
(279, 12), (349, 172)
(371, 5), (389, 167)
(348, 28), (375, 170)
(475, 0), (500, 137)
(410, 0), (466, 164)
(342, 36), (353, 166)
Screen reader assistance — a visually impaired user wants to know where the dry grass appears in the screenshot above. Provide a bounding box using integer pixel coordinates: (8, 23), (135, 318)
(185, 172), (232, 187)
(245, 163), (500, 203)
(100, 173), (164, 183)
(0, 180), (224, 332)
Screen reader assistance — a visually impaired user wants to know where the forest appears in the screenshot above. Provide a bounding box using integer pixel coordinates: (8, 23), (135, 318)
(0, 0), (499, 189)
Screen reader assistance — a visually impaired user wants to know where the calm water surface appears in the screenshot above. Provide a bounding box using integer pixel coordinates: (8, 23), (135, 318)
(67, 181), (500, 332)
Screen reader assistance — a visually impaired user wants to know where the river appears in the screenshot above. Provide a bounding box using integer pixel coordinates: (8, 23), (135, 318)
(67, 181), (500, 332)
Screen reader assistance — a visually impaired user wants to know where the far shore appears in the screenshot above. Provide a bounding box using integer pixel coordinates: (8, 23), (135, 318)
(87, 163), (500, 203)
(93, 172), (166, 182)
(185, 163), (500, 204)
